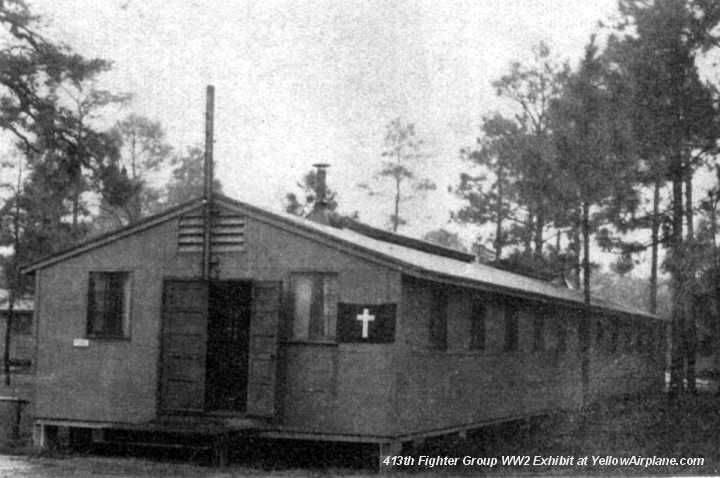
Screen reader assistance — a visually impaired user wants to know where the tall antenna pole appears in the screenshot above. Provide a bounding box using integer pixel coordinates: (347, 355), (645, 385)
(202, 85), (215, 280)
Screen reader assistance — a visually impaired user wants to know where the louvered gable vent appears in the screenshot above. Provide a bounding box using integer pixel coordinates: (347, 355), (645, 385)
(178, 211), (245, 253)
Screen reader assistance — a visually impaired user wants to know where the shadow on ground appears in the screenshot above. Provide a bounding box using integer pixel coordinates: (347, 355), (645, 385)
(2, 390), (720, 476)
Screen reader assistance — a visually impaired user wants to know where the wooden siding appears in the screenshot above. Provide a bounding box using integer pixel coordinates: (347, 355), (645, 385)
(33, 203), (401, 437)
(0, 311), (35, 373)
(34, 220), (176, 423)
(31, 198), (663, 439)
(392, 277), (663, 436)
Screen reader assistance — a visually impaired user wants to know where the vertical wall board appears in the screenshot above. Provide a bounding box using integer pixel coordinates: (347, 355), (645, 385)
(32, 199), (662, 435)
(33, 205), (402, 435)
(158, 280), (208, 413)
(239, 217), (401, 435)
(246, 281), (282, 418)
(280, 344), (338, 430)
(446, 291), (471, 352)
(34, 220), (181, 423)
(394, 276), (661, 436)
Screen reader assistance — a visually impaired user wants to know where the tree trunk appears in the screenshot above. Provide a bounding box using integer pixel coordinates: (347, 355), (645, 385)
(494, 166), (504, 261)
(709, 195), (720, 379)
(534, 205), (545, 259)
(668, 158), (685, 397)
(524, 207), (534, 254)
(392, 176), (401, 232)
(649, 180), (660, 315)
(72, 189), (80, 230)
(582, 201), (591, 306)
(572, 213), (582, 290)
(685, 171), (696, 394)
(3, 292), (14, 386)
(580, 201), (591, 405)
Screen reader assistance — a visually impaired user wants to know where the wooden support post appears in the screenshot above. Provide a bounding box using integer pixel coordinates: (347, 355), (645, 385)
(33, 423), (58, 452)
(408, 437), (425, 453)
(91, 428), (105, 443)
(212, 432), (230, 467)
(378, 441), (402, 473)
(32, 423), (45, 450)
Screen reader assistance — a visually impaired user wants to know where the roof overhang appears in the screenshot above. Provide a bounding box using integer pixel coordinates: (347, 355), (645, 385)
(20, 193), (660, 322)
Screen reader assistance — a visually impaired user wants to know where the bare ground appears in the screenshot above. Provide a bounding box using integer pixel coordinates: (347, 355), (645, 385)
(1, 391), (719, 477)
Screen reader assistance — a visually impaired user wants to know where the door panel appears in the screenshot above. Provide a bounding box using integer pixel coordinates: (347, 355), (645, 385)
(159, 280), (208, 413)
(246, 281), (282, 417)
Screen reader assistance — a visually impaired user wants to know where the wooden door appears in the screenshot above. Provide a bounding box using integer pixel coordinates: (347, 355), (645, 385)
(159, 280), (208, 413)
(246, 281), (282, 417)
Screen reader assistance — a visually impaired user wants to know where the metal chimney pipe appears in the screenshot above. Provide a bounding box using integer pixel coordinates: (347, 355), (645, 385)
(313, 163), (329, 206)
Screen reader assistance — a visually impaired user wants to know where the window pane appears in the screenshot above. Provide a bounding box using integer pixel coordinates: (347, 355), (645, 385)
(469, 300), (485, 351)
(106, 273), (125, 336)
(557, 317), (567, 353)
(292, 273), (337, 341)
(87, 272), (129, 337)
(308, 275), (325, 339)
(292, 276), (313, 339)
(429, 290), (447, 350)
(322, 277), (337, 339)
(533, 313), (544, 351)
(504, 305), (518, 352)
(610, 318), (619, 353)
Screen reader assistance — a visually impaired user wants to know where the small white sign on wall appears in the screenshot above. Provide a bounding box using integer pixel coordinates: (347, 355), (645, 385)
(73, 338), (90, 348)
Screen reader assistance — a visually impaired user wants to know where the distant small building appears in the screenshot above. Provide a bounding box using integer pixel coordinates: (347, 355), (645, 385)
(0, 290), (35, 374)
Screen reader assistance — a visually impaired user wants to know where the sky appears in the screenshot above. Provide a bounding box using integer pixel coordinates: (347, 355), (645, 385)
(21, 0), (714, 276)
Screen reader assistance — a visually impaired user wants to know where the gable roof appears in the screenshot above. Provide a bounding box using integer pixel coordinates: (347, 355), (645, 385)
(20, 198), (204, 274)
(21, 193), (659, 321)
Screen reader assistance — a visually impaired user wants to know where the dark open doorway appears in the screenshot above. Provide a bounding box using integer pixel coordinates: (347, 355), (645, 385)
(205, 281), (252, 412)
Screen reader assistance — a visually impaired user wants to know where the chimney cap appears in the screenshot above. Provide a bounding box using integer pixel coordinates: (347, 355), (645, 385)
(313, 163), (330, 169)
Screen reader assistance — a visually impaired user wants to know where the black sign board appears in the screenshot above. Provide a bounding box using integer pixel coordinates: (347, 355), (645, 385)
(337, 303), (396, 343)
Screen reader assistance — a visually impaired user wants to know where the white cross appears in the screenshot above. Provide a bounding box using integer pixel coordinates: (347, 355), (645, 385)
(356, 308), (375, 339)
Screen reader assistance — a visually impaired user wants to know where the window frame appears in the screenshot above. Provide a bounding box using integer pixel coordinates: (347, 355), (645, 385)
(468, 297), (486, 352)
(289, 271), (338, 343)
(595, 318), (604, 351)
(556, 316), (568, 354)
(610, 317), (619, 353)
(504, 304), (519, 352)
(85, 270), (132, 340)
(533, 311), (544, 352)
(428, 289), (448, 351)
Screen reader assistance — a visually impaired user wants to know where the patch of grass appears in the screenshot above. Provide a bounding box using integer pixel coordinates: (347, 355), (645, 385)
(5, 391), (720, 476)
(394, 392), (720, 476)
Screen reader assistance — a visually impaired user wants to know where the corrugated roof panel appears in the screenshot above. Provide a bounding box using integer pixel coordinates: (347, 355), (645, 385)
(219, 196), (655, 320)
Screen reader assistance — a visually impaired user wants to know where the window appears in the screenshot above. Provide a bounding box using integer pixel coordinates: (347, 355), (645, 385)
(610, 318), (619, 353)
(504, 305), (519, 352)
(556, 317), (567, 353)
(9, 313), (32, 335)
(623, 322), (633, 353)
(429, 290), (448, 350)
(291, 273), (337, 340)
(645, 324), (653, 353)
(596, 319), (604, 348)
(533, 312), (544, 351)
(469, 299), (486, 351)
(86, 272), (131, 338)
(637, 323), (645, 353)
